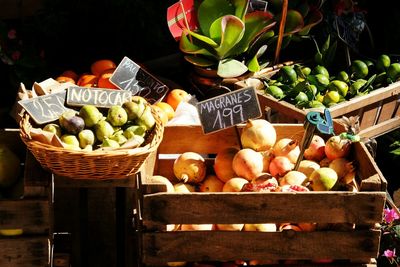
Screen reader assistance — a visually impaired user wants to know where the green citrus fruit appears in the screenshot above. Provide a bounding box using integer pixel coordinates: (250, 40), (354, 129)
(350, 60), (369, 79)
(387, 63), (400, 81)
(376, 54), (391, 72)
(301, 66), (311, 76)
(316, 93), (324, 103)
(308, 100), (325, 108)
(327, 80), (349, 97)
(336, 71), (350, 83)
(312, 65), (330, 78)
(279, 66), (297, 84)
(305, 84), (317, 100)
(323, 90), (340, 105)
(295, 92), (309, 103)
(349, 79), (367, 96)
(266, 85), (285, 99)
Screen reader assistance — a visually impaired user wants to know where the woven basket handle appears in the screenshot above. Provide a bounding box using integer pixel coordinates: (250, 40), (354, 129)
(274, 0), (288, 65)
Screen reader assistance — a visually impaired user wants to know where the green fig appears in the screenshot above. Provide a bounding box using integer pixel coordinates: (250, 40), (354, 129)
(101, 138), (120, 149)
(309, 167), (338, 191)
(59, 110), (85, 135)
(107, 105), (128, 127)
(123, 125), (147, 139)
(122, 99), (146, 121)
(61, 134), (80, 149)
(94, 120), (114, 142)
(79, 105), (103, 127)
(136, 105), (155, 130)
(78, 129), (96, 149)
(43, 123), (62, 137)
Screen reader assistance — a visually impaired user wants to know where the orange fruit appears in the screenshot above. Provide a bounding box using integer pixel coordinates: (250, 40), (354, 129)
(97, 68), (118, 89)
(77, 74), (98, 87)
(61, 70), (79, 82)
(165, 89), (189, 111)
(91, 59), (117, 76)
(56, 76), (76, 84)
(152, 105), (168, 125)
(155, 101), (175, 120)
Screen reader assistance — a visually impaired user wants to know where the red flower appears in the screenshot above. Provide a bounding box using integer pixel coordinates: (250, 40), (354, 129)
(7, 29), (17, 40)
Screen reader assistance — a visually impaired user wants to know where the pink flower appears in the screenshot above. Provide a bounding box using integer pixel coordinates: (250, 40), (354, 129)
(11, 51), (21, 61)
(384, 208), (400, 223)
(384, 249), (396, 258)
(7, 29), (17, 39)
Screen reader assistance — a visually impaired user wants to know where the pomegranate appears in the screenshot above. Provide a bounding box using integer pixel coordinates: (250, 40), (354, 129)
(173, 152), (207, 184)
(297, 160), (320, 178)
(324, 135), (351, 160)
(279, 171), (307, 186)
(319, 157), (332, 167)
(269, 156), (294, 178)
(232, 148), (264, 181)
(222, 177), (249, 192)
(298, 222), (317, 232)
(260, 150), (274, 172)
(304, 135), (326, 161)
(214, 147), (239, 183)
(240, 119), (276, 151)
(244, 223), (276, 232)
(200, 174), (224, 192)
(309, 167), (338, 191)
(242, 175), (279, 192)
(216, 224), (244, 231)
(272, 138), (300, 163)
(279, 184), (310, 192)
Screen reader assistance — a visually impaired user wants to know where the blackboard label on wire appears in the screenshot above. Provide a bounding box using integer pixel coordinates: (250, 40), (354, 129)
(196, 87), (262, 134)
(18, 90), (68, 125)
(66, 86), (132, 108)
(110, 56), (169, 104)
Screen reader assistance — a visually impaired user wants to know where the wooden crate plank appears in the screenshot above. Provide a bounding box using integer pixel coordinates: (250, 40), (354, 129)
(142, 191), (385, 225)
(54, 174), (137, 188)
(0, 236), (49, 267)
(0, 199), (49, 233)
(142, 230), (380, 264)
(360, 117), (400, 138)
(359, 104), (380, 130)
(377, 95), (399, 123)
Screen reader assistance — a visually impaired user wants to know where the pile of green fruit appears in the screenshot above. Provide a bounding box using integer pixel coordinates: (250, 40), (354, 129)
(42, 97), (156, 151)
(260, 54), (400, 108)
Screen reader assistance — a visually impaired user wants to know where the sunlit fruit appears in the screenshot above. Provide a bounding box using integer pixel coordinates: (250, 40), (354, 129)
(91, 59), (117, 76)
(155, 102), (175, 121)
(214, 147), (239, 183)
(166, 89), (190, 110)
(173, 152), (207, 184)
(350, 60), (368, 79)
(240, 119), (276, 151)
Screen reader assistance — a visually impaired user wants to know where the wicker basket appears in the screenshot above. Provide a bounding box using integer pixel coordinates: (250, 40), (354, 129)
(19, 107), (164, 180)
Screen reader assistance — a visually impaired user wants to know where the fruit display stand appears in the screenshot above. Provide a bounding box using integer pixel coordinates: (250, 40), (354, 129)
(136, 124), (387, 266)
(0, 129), (52, 267)
(236, 77), (400, 139)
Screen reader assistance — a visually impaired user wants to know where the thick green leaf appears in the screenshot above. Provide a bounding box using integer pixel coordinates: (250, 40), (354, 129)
(229, 11), (276, 57)
(217, 58), (248, 78)
(298, 9), (323, 35)
(197, 0), (235, 36)
(184, 29), (219, 48)
(283, 10), (305, 34)
(209, 15), (245, 58)
(184, 55), (216, 67)
(231, 0), (248, 19)
(247, 55), (261, 72)
(248, 30), (275, 56)
(179, 31), (215, 57)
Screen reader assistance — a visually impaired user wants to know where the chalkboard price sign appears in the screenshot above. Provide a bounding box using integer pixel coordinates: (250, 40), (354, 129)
(18, 90), (69, 125)
(66, 86), (132, 108)
(196, 87), (262, 134)
(110, 56), (169, 104)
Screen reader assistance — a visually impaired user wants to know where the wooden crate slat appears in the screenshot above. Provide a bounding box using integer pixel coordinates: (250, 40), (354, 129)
(376, 95), (399, 123)
(142, 191), (385, 224)
(0, 236), (49, 267)
(359, 117), (400, 139)
(0, 199), (49, 233)
(142, 230), (380, 264)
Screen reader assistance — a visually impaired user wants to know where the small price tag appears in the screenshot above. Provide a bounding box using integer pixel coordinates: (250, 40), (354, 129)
(18, 90), (69, 125)
(196, 87), (262, 134)
(110, 56), (169, 104)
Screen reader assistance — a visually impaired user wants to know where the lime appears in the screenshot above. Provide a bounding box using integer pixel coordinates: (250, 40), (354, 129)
(336, 71), (350, 83)
(349, 79), (367, 96)
(305, 84), (317, 100)
(312, 65), (330, 78)
(301, 66), (311, 76)
(279, 66), (298, 84)
(316, 93), (324, 103)
(364, 59), (374, 70)
(387, 63), (400, 81)
(308, 100), (325, 108)
(327, 80), (349, 97)
(350, 60), (369, 79)
(376, 54), (391, 72)
(266, 85), (285, 99)
(323, 90), (340, 105)
(295, 92), (309, 103)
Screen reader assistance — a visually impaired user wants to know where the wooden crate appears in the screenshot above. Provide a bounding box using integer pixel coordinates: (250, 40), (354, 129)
(0, 129), (52, 267)
(138, 125), (387, 266)
(236, 78), (400, 139)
